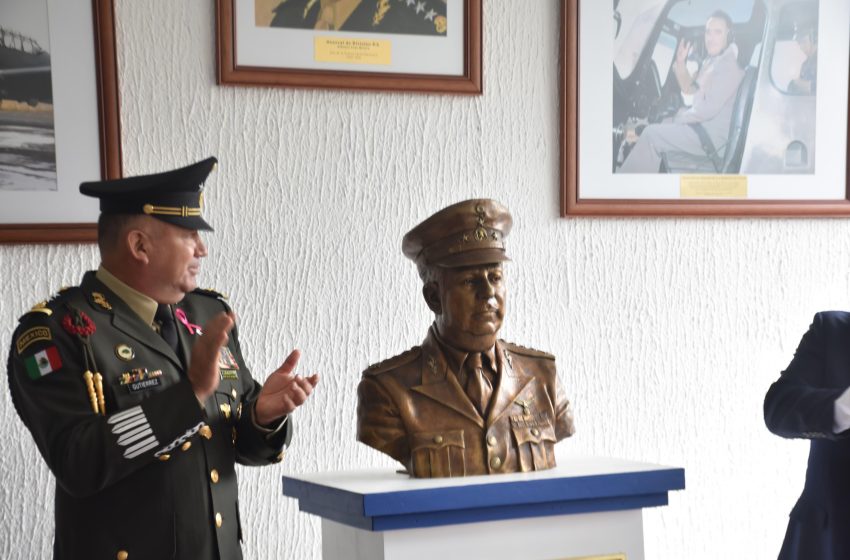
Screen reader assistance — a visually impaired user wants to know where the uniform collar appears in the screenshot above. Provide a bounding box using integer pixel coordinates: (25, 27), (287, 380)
(96, 265), (158, 329)
(430, 324), (498, 373)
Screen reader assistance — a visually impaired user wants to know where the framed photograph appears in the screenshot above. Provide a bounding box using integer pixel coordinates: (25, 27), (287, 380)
(216, 0), (481, 94)
(0, 0), (121, 243)
(561, 0), (850, 216)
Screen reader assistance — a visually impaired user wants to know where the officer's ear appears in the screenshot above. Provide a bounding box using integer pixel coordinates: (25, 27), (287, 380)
(125, 229), (151, 265)
(125, 219), (161, 266)
(423, 281), (442, 315)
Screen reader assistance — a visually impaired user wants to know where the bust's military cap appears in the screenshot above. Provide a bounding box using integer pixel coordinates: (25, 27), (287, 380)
(79, 157), (217, 231)
(402, 199), (512, 268)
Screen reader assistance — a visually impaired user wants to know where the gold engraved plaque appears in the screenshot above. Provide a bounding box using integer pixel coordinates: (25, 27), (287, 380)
(680, 175), (748, 198)
(314, 37), (391, 65)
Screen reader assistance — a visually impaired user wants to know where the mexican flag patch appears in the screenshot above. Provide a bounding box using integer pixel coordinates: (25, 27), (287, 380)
(24, 346), (63, 380)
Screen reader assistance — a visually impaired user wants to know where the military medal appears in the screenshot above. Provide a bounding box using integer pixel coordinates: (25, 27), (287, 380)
(115, 343), (135, 361)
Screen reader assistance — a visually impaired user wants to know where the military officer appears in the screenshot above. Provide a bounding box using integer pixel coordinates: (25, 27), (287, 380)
(357, 199), (575, 478)
(268, 0), (448, 36)
(7, 157), (319, 559)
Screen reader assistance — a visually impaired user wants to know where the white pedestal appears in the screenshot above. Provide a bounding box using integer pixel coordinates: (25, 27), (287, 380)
(284, 456), (684, 560)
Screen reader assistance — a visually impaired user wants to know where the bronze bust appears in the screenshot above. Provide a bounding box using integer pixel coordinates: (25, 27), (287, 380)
(357, 199), (575, 478)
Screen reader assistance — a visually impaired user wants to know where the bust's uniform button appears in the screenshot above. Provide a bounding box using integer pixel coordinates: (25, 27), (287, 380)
(531, 428), (540, 437)
(490, 457), (502, 469)
(433, 435), (443, 444)
(210, 469), (219, 484)
(487, 435), (497, 446)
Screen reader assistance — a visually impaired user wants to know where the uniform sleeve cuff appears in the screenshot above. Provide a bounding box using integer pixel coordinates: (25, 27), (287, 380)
(833, 386), (850, 433)
(250, 403), (289, 441)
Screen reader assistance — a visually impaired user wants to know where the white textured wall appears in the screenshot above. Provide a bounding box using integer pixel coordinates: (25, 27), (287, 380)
(0, 1), (845, 558)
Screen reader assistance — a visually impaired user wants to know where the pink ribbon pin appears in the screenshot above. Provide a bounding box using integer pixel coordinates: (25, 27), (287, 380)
(175, 309), (203, 335)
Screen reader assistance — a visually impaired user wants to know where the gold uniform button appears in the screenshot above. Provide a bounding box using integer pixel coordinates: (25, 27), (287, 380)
(158, 454), (170, 462)
(487, 436), (497, 446)
(215, 512), (223, 528)
(181, 441), (192, 451)
(231, 389), (237, 399)
(531, 428), (540, 437)
(117, 551), (128, 560)
(199, 425), (212, 439)
(210, 469), (219, 484)
(490, 457), (502, 469)
(433, 435), (443, 444)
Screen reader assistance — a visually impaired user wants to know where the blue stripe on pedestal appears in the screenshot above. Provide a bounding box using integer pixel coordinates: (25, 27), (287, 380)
(283, 467), (685, 531)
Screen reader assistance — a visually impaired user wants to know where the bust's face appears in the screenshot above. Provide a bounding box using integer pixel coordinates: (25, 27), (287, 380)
(434, 263), (506, 351)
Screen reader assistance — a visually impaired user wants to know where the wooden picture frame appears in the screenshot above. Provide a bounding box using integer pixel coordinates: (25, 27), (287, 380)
(216, 0), (482, 94)
(561, 0), (850, 217)
(0, 0), (122, 243)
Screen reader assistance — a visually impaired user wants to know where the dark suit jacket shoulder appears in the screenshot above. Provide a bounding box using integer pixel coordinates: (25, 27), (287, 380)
(765, 311), (850, 560)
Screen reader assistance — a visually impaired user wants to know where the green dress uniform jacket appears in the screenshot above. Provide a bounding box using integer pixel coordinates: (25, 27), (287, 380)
(357, 328), (575, 477)
(7, 271), (291, 560)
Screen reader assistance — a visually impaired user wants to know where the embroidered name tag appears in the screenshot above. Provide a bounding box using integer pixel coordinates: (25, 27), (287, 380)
(119, 368), (163, 392)
(220, 369), (238, 380)
(128, 378), (162, 393)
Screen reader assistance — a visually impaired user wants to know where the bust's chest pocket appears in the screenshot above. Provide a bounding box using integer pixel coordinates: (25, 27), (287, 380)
(409, 429), (466, 478)
(510, 412), (557, 472)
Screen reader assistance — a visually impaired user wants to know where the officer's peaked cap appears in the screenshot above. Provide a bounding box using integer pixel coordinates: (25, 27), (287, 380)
(80, 157), (217, 231)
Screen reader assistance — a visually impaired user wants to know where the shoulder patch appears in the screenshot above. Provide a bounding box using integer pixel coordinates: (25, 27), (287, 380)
(502, 341), (556, 361)
(21, 345), (64, 380)
(193, 287), (229, 300)
(16, 326), (53, 355)
(365, 346), (422, 376)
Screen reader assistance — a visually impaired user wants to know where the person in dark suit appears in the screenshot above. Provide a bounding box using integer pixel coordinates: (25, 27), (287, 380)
(7, 157), (319, 559)
(357, 199), (575, 477)
(764, 311), (850, 559)
(268, 0), (447, 36)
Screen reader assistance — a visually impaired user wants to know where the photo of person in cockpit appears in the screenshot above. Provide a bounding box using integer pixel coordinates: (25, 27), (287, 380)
(611, 0), (820, 176)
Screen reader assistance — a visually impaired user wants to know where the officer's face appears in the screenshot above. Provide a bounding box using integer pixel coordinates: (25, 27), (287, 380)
(146, 220), (208, 302)
(434, 263), (506, 352)
(704, 17), (730, 57)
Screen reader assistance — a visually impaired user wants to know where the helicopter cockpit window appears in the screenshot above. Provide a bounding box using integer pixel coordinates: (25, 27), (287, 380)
(651, 31), (677, 89)
(769, 2), (818, 96)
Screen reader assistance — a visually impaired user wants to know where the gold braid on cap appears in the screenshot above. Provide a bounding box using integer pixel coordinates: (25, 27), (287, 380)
(142, 204), (202, 217)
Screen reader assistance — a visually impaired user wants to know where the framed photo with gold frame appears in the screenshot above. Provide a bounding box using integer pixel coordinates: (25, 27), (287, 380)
(0, 0), (122, 243)
(561, 0), (850, 216)
(216, 0), (482, 94)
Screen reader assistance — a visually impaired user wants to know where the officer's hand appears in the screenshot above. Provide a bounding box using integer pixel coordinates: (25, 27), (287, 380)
(188, 312), (235, 404)
(255, 350), (320, 426)
(676, 39), (691, 64)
